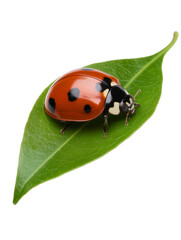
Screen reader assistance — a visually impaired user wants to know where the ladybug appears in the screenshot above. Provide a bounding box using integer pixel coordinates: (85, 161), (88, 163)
(44, 68), (141, 138)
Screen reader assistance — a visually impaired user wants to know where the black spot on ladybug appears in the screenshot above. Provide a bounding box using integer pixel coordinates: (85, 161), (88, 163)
(95, 77), (112, 92)
(68, 88), (80, 101)
(84, 104), (91, 113)
(48, 98), (56, 113)
(103, 77), (112, 86)
(81, 68), (93, 71)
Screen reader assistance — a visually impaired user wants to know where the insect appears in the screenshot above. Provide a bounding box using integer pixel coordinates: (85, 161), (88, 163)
(44, 68), (141, 138)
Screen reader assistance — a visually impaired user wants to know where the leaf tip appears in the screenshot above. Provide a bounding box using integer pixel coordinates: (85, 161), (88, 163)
(167, 31), (179, 52)
(13, 199), (18, 205)
(173, 31), (179, 44)
(160, 31), (179, 56)
(13, 182), (22, 205)
(13, 191), (19, 205)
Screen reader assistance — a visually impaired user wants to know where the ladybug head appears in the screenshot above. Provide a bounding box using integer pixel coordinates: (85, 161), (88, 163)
(120, 94), (135, 115)
(119, 89), (141, 125)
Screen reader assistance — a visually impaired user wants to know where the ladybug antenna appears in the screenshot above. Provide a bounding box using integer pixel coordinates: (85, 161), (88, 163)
(133, 89), (141, 100)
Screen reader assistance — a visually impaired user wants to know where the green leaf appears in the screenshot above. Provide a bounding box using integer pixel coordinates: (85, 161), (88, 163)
(13, 32), (178, 204)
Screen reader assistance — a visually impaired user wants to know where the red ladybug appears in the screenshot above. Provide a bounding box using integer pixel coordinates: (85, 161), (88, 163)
(44, 68), (141, 137)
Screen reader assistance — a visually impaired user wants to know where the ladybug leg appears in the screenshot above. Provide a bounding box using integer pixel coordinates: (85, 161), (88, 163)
(103, 115), (108, 138)
(125, 112), (130, 126)
(60, 122), (72, 134)
(134, 102), (141, 107)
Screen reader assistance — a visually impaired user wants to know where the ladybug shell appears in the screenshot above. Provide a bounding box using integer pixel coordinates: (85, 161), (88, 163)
(44, 68), (120, 122)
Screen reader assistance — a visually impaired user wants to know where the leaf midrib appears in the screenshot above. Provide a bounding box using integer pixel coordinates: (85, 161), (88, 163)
(17, 33), (177, 195)
(16, 122), (88, 195)
(125, 48), (166, 88)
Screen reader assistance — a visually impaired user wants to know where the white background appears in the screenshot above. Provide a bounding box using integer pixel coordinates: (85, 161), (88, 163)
(0, 0), (181, 239)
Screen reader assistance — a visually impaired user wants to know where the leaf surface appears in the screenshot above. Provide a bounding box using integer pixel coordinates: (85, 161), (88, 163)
(13, 32), (178, 204)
